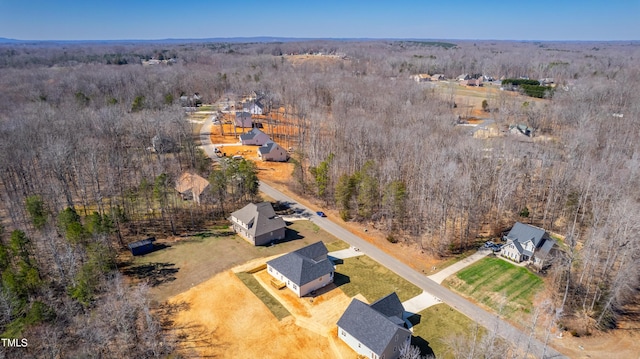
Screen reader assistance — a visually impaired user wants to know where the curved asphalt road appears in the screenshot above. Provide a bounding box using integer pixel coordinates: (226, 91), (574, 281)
(260, 182), (565, 359)
(198, 119), (565, 358)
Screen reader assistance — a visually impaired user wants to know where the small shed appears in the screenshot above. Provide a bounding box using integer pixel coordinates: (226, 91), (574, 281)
(128, 237), (155, 256)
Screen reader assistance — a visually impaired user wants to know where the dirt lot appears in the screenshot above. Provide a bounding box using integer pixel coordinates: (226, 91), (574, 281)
(169, 271), (337, 358)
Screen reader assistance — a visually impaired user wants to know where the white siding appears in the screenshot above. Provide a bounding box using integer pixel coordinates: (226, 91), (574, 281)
(338, 326), (377, 358)
(298, 272), (333, 296)
(266, 266), (332, 297)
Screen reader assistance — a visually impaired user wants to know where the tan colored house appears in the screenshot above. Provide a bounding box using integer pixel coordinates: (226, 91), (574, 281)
(175, 172), (210, 205)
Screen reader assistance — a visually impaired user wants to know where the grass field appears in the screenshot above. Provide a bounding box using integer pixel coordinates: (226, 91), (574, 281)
(335, 255), (422, 302)
(123, 220), (341, 302)
(443, 257), (543, 318)
(236, 272), (291, 320)
(410, 303), (487, 359)
(325, 239), (350, 252)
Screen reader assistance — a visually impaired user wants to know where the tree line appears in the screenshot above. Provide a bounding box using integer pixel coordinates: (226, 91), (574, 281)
(0, 39), (638, 355)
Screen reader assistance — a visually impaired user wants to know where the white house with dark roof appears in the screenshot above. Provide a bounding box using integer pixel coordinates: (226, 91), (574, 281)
(500, 222), (557, 268)
(239, 128), (270, 146)
(243, 99), (264, 115)
(235, 111), (253, 128)
(337, 292), (412, 359)
(229, 202), (286, 246)
(258, 141), (289, 162)
(266, 241), (334, 297)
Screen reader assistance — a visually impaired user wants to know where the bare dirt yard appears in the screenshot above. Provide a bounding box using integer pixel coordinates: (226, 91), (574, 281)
(169, 270), (337, 358)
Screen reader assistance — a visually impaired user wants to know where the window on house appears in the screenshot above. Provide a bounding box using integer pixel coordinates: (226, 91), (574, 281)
(293, 284), (297, 290)
(358, 343), (361, 348)
(319, 277), (322, 281)
(393, 346), (397, 352)
(341, 330), (346, 336)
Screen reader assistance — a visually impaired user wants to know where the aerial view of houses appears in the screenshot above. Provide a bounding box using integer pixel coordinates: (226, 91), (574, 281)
(338, 293), (412, 359)
(229, 202), (287, 246)
(258, 141), (290, 162)
(0, 2), (637, 358)
(267, 241), (335, 297)
(500, 222), (557, 268)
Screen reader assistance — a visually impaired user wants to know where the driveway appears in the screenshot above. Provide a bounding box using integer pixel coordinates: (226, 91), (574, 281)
(258, 182), (566, 359)
(402, 292), (442, 315)
(196, 121), (566, 358)
(328, 247), (365, 260)
(428, 249), (491, 284)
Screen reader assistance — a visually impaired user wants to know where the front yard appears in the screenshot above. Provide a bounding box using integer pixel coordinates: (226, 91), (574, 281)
(442, 257), (544, 319)
(122, 220), (341, 302)
(335, 255), (422, 302)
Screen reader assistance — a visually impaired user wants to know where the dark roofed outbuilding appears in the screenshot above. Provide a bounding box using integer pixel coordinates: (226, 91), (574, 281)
(127, 237), (155, 256)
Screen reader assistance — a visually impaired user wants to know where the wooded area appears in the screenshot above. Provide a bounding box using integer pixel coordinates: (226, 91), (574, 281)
(0, 39), (638, 356)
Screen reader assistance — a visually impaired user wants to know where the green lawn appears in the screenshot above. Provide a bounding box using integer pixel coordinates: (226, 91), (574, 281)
(123, 220), (341, 302)
(335, 255), (422, 303)
(235, 272), (291, 320)
(443, 257), (543, 318)
(325, 239), (350, 252)
(410, 303), (486, 359)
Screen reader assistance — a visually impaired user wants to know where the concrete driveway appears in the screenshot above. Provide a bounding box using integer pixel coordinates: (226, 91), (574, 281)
(328, 247), (365, 260)
(402, 292), (443, 314)
(427, 249), (491, 284)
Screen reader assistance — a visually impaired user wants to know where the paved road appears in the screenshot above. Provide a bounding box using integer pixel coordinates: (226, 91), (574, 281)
(196, 120), (564, 358)
(260, 182), (566, 359)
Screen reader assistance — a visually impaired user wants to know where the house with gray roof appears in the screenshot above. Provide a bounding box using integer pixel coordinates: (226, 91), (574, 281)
(258, 141), (289, 162)
(267, 241), (334, 297)
(337, 293), (411, 359)
(229, 202), (286, 246)
(235, 111), (253, 128)
(500, 222), (557, 268)
(243, 99), (264, 115)
(239, 128), (270, 146)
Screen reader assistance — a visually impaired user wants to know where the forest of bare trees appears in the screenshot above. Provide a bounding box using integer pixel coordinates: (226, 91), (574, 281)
(0, 39), (638, 356)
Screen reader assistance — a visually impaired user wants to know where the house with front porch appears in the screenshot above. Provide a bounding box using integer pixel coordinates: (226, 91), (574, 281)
(500, 222), (557, 268)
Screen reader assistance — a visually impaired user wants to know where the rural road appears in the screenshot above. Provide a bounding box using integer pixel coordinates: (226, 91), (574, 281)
(197, 120), (565, 358)
(260, 182), (566, 359)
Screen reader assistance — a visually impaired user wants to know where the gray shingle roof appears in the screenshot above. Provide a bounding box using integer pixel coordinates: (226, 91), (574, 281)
(370, 292), (404, 320)
(258, 141), (277, 155)
(535, 238), (556, 260)
(267, 242), (334, 286)
(505, 222), (547, 248)
(337, 296), (411, 355)
(230, 202), (286, 238)
(239, 128), (264, 141)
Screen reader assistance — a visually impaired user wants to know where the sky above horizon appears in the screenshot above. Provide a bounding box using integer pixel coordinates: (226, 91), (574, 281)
(0, 0), (638, 41)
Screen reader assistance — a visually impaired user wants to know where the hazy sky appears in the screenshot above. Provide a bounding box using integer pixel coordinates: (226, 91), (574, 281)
(0, 0), (638, 41)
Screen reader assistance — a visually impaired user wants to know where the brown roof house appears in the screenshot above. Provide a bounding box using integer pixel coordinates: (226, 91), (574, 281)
(267, 241), (334, 297)
(258, 141), (289, 162)
(229, 202), (286, 246)
(337, 292), (412, 359)
(175, 172), (210, 205)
